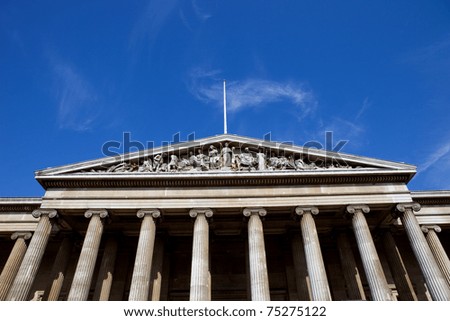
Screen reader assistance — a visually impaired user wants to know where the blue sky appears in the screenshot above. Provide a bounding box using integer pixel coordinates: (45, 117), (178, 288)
(1, 0), (450, 196)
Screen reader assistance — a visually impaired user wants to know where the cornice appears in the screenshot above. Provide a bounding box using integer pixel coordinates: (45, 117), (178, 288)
(0, 197), (42, 212)
(36, 169), (414, 189)
(412, 191), (450, 205)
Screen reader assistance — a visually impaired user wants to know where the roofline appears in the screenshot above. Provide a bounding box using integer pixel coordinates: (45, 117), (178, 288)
(411, 190), (450, 197)
(35, 133), (416, 176)
(0, 197), (42, 203)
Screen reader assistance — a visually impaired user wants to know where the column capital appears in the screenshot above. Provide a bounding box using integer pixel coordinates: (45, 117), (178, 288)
(32, 209), (58, 219)
(137, 208), (161, 219)
(189, 208), (213, 218)
(84, 209), (108, 219)
(395, 202), (421, 216)
(243, 207), (267, 217)
(346, 204), (370, 215)
(421, 225), (442, 233)
(11, 232), (32, 241)
(295, 206), (319, 216)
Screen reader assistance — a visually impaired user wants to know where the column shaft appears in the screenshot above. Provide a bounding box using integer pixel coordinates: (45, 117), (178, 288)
(396, 204), (450, 300)
(189, 209), (212, 301)
(149, 237), (164, 301)
(296, 207), (331, 301)
(337, 232), (366, 300)
(43, 236), (73, 301)
(382, 231), (417, 300)
(244, 208), (270, 301)
(67, 210), (106, 301)
(93, 236), (118, 301)
(0, 233), (31, 301)
(423, 226), (450, 287)
(128, 210), (159, 301)
(6, 210), (56, 301)
(347, 205), (393, 301)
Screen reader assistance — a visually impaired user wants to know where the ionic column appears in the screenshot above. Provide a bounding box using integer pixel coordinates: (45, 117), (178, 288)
(128, 209), (160, 301)
(43, 236), (73, 301)
(243, 207), (270, 301)
(291, 234), (312, 300)
(93, 236), (118, 301)
(336, 231), (366, 300)
(67, 209), (108, 301)
(422, 225), (450, 286)
(395, 203), (450, 300)
(189, 208), (213, 301)
(346, 205), (393, 301)
(149, 237), (164, 301)
(295, 207), (331, 301)
(381, 230), (417, 300)
(0, 232), (32, 301)
(6, 209), (57, 301)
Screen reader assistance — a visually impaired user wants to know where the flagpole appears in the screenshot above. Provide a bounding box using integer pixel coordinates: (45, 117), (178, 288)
(223, 80), (228, 134)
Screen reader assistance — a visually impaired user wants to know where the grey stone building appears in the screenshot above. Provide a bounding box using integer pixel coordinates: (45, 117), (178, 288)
(1, 134), (449, 301)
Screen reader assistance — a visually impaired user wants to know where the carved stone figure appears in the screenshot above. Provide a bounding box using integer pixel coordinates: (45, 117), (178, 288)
(237, 147), (256, 170)
(107, 162), (132, 173)
(196, 149), (208, 171)
(153, 154), (164, 172)
(286, 155), (296, 170)
(168, 155), (178, 171)
(138, 159), (153, 172)
(231, 147), (238, 170)
(221, 142), (232, 168)
(278, 155), (289, 170)
(209, 145), (220, 170)
(309, 161), (318, 169)
(130, 163), (139, 172)
(159, 163), (168, 172)
(178, 156), (191, 171)
(189, 151), (197, 168)
(294, 158), (306, 170)
(268, 154), (280, 170)
(256, 149), (266, 170)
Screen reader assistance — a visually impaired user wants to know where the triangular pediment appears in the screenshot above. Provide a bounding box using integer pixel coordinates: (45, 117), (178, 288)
(36, 134), (416, 180)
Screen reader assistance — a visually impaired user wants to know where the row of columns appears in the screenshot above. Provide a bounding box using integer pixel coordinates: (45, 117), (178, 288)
(395, 204), (450, 300)
(1, 203), (450, 301)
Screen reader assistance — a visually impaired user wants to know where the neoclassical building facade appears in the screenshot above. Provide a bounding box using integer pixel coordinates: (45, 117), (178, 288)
(0, 134), (449, 301)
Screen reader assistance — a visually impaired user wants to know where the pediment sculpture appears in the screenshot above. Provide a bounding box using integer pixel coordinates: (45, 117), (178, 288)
(85, 142), (355, 174)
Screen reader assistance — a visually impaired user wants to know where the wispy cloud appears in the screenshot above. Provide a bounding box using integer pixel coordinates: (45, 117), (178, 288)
(50, 56), (99, 131)
(411, 140), (450, 189)
(179, 0), (213, 30)
(355, 97), (371, 121)
(188, 68), (316, 117)
(419, 141), (450, 173)
(192, 0), (212, 21)
(401, 34), (450, 74)
(325, 117), (364, 136)
(312, 116), (363, 151)
(129, 0), (179, 60)
(310, 98), (370, 150)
